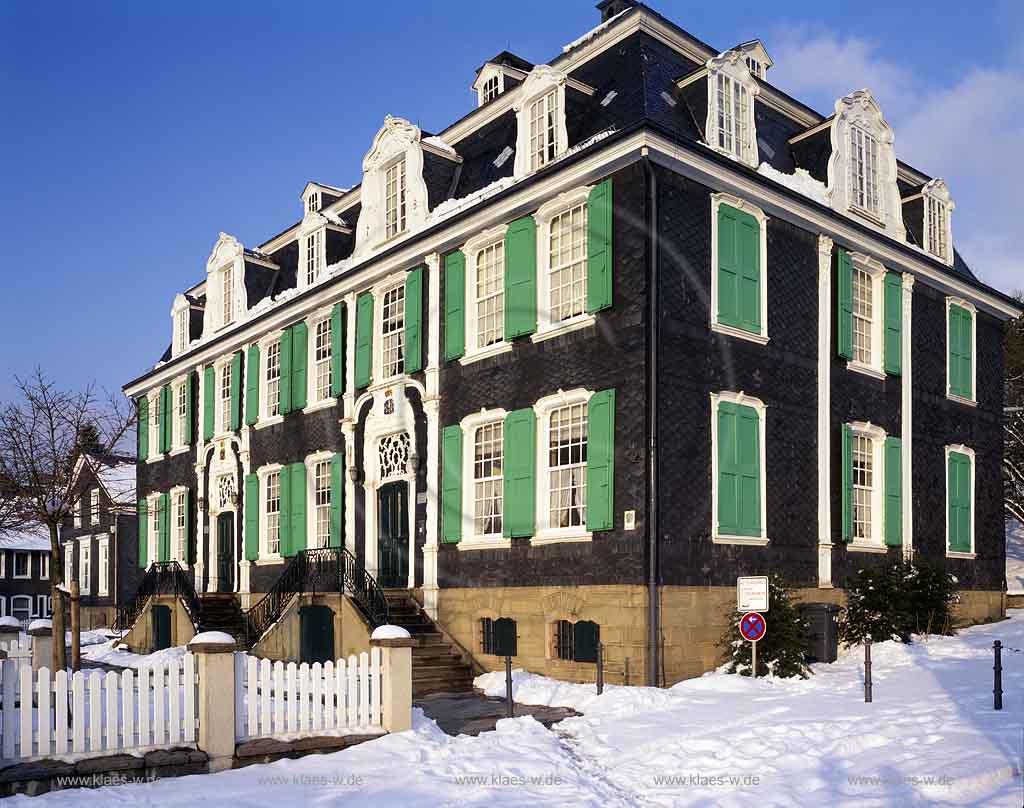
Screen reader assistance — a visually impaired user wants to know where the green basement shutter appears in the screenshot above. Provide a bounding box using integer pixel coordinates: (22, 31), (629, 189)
(355, 292), (374, 389)
(291, 322), (308, 411)
(503, 408), (536, 538)
(405, 266), (424, 373)
(586, 179), (613, 313)
(230, 351), (243, 431)
(441, 426), (463, 543)
(279, 326), (294, 414)
(289, 462), (307, 555)
(245, 345), (260, 426)
(444, 251), (466, 361)
(883, 272), (902, 376)
(185, 372), (195, 444)
(948, 451), (972, 552)
(137, 397), (149, 461)
(949, 304), (973, 399)
(586, 389), (615, 531)
(504, 215), (537, 340)
(841, 424), (853, 542)
(160, 385), (172, 453)
(573, 621), (600, 663)
(330, 303), (345, 398)
(884, 437), (902, 546)
(182, 487), (193, 563)
(330, 453), (344, 548)
(159, 492), (170, 562)
(716, 203), (761, 334)
(244, 473), (259, 561)
(837, 248), (854, 360)
(137, 498), (148, 568)
(203, 365), (215, 441)
(716, 401), (761, 538)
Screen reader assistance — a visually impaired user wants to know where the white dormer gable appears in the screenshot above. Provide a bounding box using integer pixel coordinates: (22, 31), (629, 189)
(921, 178), (955, 266)
(473, 63), (505, 107)
(354, 115), (430, 258)
(826, 90), (905, 240)
(170, 293), (192, 357)
(735, 40), (773, 79)
(302, 182), (322, 214)
(298, 209), (328, 290)
(705, 49), (760, 168)
(203, 232), (247, 336)
(513, 65), (569, 178)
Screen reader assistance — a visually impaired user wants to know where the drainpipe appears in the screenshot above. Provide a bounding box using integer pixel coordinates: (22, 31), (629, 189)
(643, 153), (660, 687)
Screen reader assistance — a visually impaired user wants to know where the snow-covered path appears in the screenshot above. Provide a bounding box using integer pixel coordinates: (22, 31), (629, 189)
(10, 614), (1024, 807)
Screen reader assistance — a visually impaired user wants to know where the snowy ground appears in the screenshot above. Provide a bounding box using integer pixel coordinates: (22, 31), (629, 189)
(1007, 519), (1024, 594)
(81, 639), (188, 669)
(10, 615), (1024, 807)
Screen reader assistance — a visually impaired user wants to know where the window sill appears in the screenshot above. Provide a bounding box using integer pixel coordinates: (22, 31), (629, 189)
(946, 550), (976, 560)
(303, 399), (338, 415)
(254, 557), (285, 566)
(946, 393), (977, 408)
(530, 531), (592, 546)
(531, 315), (596, 344)
(710, 322), (770, 345)
(145, 456), (163, 464)
(12, 575), (31, 581)
(846, 542), (889, 554)
(712, 534), (770, 546)
(169, 446), (191, 457)
(457, 536), (512, 552)
(460, 343), (513, 366)
(846, 360), (886, 381)
(849, 205), (886, 229)
(254, 416), (284, 431)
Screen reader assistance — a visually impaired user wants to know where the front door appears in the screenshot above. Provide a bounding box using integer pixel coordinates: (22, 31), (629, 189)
(378, 481), (409, 588)
(217, 512), (235, 592)
(300, 605), (335, 664)
(152, 605), (172, 651)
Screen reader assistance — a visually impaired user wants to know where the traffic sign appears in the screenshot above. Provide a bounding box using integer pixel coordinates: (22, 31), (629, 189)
(737, 576), (769, 612)
(740, 611), (767, 643)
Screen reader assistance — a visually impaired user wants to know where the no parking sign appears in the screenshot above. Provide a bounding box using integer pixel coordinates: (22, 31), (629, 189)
(740, 612), (767, 642)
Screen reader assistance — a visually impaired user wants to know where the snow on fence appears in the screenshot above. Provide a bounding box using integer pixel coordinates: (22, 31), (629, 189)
(0, 635), (31, 677)
(0, 654), (197, 761)
(234, 649), (383, 742)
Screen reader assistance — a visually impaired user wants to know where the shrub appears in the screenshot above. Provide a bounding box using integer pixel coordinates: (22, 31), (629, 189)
(721, 575), (812, 679)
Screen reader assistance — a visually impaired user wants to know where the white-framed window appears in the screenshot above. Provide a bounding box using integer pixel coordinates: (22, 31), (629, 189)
(174, 308), (188, 355)
(535, 188), (594, 337)
(384, 157), (407, 240)
(90, 488), (100, 525)
(11, 595), (30, 622)
(73, 495), (83, 528)
(0, 596), (5, 618)
(148, 493), (161, 566)
(846, 421), (887, 549)
(849, 124), (881, 219)
(219, 359), (233, 434)
(380, 283), (406, 380)
(473, 420), (504, 537)
(149, 389), (161, 459)
(39, 553), (49, 580)
(174, 378), (188, 448)
(481, 74), (500, 104)
(78, 539), (91, 595)
(310, 457), (331, 549)
(172, 488), (187, 563)
(265, 338), (282, 418)
(0, 552), (4, 578)
(709, 194), (769, 344)
(946, 297), (977, 405)
(307, 191), (320, 213)
(221, 265), (235, 327)
(313, 317), (332, 402)
(529, 90), (560, 172)
(745, 56), (763, 78)
(35, 595), (47, 618)
(847, 253), (886, 378)
(305, 230), (323, 286)
(715, 73), (749, 160)
(533, 389), (594, 543)
(64, 544), (73, 585)
(704, 52), (759, 167)
(13, 551), (30, 579)
(926, 195), (949, 262)
(710, 391), (769, 545)
(461, 225), (509, 358)
(513, 67), (568, 178)
(263, 467), (282, 557)
(97, 537), (109, 596)
(945, 444), (976, 558)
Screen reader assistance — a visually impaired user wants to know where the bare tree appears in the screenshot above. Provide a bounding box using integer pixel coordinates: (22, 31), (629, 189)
(0, 370), (134, 671)
(1006, 291), (1024, 524)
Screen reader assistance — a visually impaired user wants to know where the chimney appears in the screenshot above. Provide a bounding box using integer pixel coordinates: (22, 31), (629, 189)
(596, 0), (638, 23)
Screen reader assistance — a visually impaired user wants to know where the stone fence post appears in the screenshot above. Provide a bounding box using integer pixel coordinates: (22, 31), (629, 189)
(371, 625), (414, 734)
(189, 631), (237, 772)
(0, 622), (20, 647)
(28, 620), (53, 672)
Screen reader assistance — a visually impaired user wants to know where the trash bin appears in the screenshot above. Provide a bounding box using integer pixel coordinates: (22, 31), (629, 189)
(800, 603), (841, 663)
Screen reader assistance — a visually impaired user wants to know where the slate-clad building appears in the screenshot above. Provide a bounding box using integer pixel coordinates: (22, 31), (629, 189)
(122, 0), (1021, 684)
(0, 528), (52, 626)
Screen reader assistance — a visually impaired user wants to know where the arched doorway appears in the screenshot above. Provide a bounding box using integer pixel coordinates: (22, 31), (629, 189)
(378, 481), (409, 588)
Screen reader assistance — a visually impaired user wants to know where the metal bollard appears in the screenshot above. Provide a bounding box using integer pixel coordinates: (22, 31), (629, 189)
(994, 640), (1003, 711)
(596, 642), (604, 695)
(624, 657), (630, 687)
(864, 638), (873, 703)
(505, 655), (513, 718)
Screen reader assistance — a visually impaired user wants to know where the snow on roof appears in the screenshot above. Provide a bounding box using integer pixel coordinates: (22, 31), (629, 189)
(562, 7), (631, 54)
(0, 526), (52, 552)
(423, 135), (458, 156)
(91, 456), (136, 506)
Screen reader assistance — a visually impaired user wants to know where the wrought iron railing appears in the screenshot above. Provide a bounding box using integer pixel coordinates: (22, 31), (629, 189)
(114, 562), (200, 632)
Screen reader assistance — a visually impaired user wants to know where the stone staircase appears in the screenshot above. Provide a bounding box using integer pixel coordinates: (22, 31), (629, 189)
(197, 594), (247, 642)
(382, 590), (475, 698)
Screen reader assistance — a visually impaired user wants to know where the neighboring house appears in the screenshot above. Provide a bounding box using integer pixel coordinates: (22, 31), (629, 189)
(0, 527), (52, 627)
(59, 452), (139, 629)
(120, 0), (1021, 683)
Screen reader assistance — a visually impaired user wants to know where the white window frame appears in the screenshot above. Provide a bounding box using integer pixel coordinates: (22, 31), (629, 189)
(474, 64), (505, 107)
(376, 279), (406, 382)
(945, 297), (977, 407)
(533, 187), (596, 341)
(78, 537), (91, 595)
(148, 389), (162, 461)
(257, 464), (284, 562)
(383, 156), (408, 241)
(709, 193), (770, 345)
(848, 124), (882, 221)
(945, 443), (976, 559)
(304, 228), (324, 287)
(146, 493), (161, 567)
(846, 421), (888, 553)
(173, 306), (189, 357)
(919, 178), (955, 266)
(11, 595), (31, 622)
(13, 551), (30, 580)
(710, 391), (769, 546)
(97, 536), (109, 596)
(532, 389), (594, 546)
(90, 487), (100, 526)
(307, 191), (320, 213)
(847, 252), (887, 380)
(64, 544), (73, 586)
(705, 51), (759, 168)
(304, 451), (334, 550)
(170, 486), (188, 563)
(35, 595), (47, 618)
(458, 409), (510, 551)
(258, 333), (285, 427)
(73, 494), (83, 527)
(0, 552), (4, 578)
(171, 376), (189, 453)
(39, 553), (49, 581)
(305, 309), (336, 411)
(220, 264), (235, 328)
(215, 355), (234, 436)
(462, 225), (512, 363)
(0, 596), (5, 618)
(513, 66), (568, 178)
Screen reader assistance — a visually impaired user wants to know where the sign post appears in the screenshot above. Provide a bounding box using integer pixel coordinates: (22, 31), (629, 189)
(739, 611), (767, 679)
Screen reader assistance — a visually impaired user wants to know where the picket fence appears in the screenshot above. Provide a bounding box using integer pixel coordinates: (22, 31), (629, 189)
(0, 635), (31, 676)
(234, 649), (384, 742)
(0, 654), (197, 762)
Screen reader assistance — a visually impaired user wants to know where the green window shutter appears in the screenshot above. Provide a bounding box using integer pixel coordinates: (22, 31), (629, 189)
(289, 462), (307, 555)
(837, 248), (854, 360)
(279, 466), (292, 557)
(405, 266), (424, 373)
(330, 453), (344, 548)
(586, 389), (615, 531)
(203, 366), (215, 441)
(137, 397), (149, 461)
(949, 305), (973, 399)
(716, 204), (761, 334)
(230, 351), (243, 431)
(280, 326), (294, 414)
(330, 303), (345, 398)
(841, 424), (853, 542)
(444, 251), (466, 361)
(137, 498), (148, 568)
(159, 492), (170, 562)
(717, 205), (740, 328)
(884, 437), (902, 546)
(948, 306), (961, 396)
(504, 215), (537, 340)
(160, 386), (172, 453)
(503, 408), (536, 538)
(586, 179), (613, 313)
(245, 345), (260, 426)
(291, 322), (308, 411)
(948, 452), (972, 552)
(573, 621), (600, 663)
(883, 272), (902, 376)
(182, 487), (192, 563)
(244, 473), (260, 561)
(716, 402), (761, 537)
(441, 426), (463, 543)
(355, 292), (374, 389)
(960, 308), (973, 399)
(184, 372), (195, 444)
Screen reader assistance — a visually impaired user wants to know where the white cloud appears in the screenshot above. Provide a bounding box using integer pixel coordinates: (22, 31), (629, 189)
(769, 29), (1022, 295)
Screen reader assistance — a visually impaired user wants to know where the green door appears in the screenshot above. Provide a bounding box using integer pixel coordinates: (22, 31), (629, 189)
(378, 482), (409, 588)
(217, 512), (235, 593)
(152, 605), (172, 651)
(300, 605), (335, 664)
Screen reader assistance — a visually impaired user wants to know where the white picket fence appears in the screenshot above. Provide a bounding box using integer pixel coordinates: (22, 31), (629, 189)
(0, 654), (197, 761)
(0, 635), (31, 676)
(234, 649), (384, 742)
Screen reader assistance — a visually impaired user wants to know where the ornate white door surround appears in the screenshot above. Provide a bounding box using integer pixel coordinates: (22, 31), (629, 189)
(201, 438), (242, 594)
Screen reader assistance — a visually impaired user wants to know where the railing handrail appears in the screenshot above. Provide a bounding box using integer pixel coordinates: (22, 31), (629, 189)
(115, 561), (198, 633)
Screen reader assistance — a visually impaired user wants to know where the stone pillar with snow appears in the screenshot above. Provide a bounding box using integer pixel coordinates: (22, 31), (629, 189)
(371, 625), (414, 734)
(189, 630), (237, 771)
(27, 619), (53, 672)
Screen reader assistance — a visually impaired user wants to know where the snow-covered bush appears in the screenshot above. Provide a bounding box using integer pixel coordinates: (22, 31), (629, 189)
(720, 575), (812, 679)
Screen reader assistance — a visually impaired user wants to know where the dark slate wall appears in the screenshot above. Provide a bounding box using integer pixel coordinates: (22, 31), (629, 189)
(436, 161), (649, 589)
(789, 128), (831, 185)
(423, 152), (460, 211)
(756, 102), (805, 174)
(902, 197), (925, 250)
(450, 110), (517, 200)
(115, 513), (142, 605)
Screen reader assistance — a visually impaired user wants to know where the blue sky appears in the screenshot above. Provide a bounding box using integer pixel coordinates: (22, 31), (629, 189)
(1, 0), (1021, 403)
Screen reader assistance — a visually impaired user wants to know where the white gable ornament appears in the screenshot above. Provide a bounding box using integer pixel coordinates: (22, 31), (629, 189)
(704, 49), (760, 168)
(513, 65), (569, 178)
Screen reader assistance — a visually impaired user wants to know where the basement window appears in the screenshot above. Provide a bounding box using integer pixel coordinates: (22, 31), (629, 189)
(554, 619), (599, 663)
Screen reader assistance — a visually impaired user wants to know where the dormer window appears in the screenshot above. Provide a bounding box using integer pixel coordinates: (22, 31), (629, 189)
(715, 74), (749, 160)
(920, 179), (954, 265)
(305, 230), (322, 285)
(221, 265), (234, 327)
(745, 56), (763, 78)
(174, 310), (187, 354)
(481, 74), (500, 104)
(705, 51), (759, 168)
(307, 191), (320, 213)
(529, 90), (560, 171)
(384, 157), (407, 239)
(849, 124), (881, 218)
(514, 66), (569, 178)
